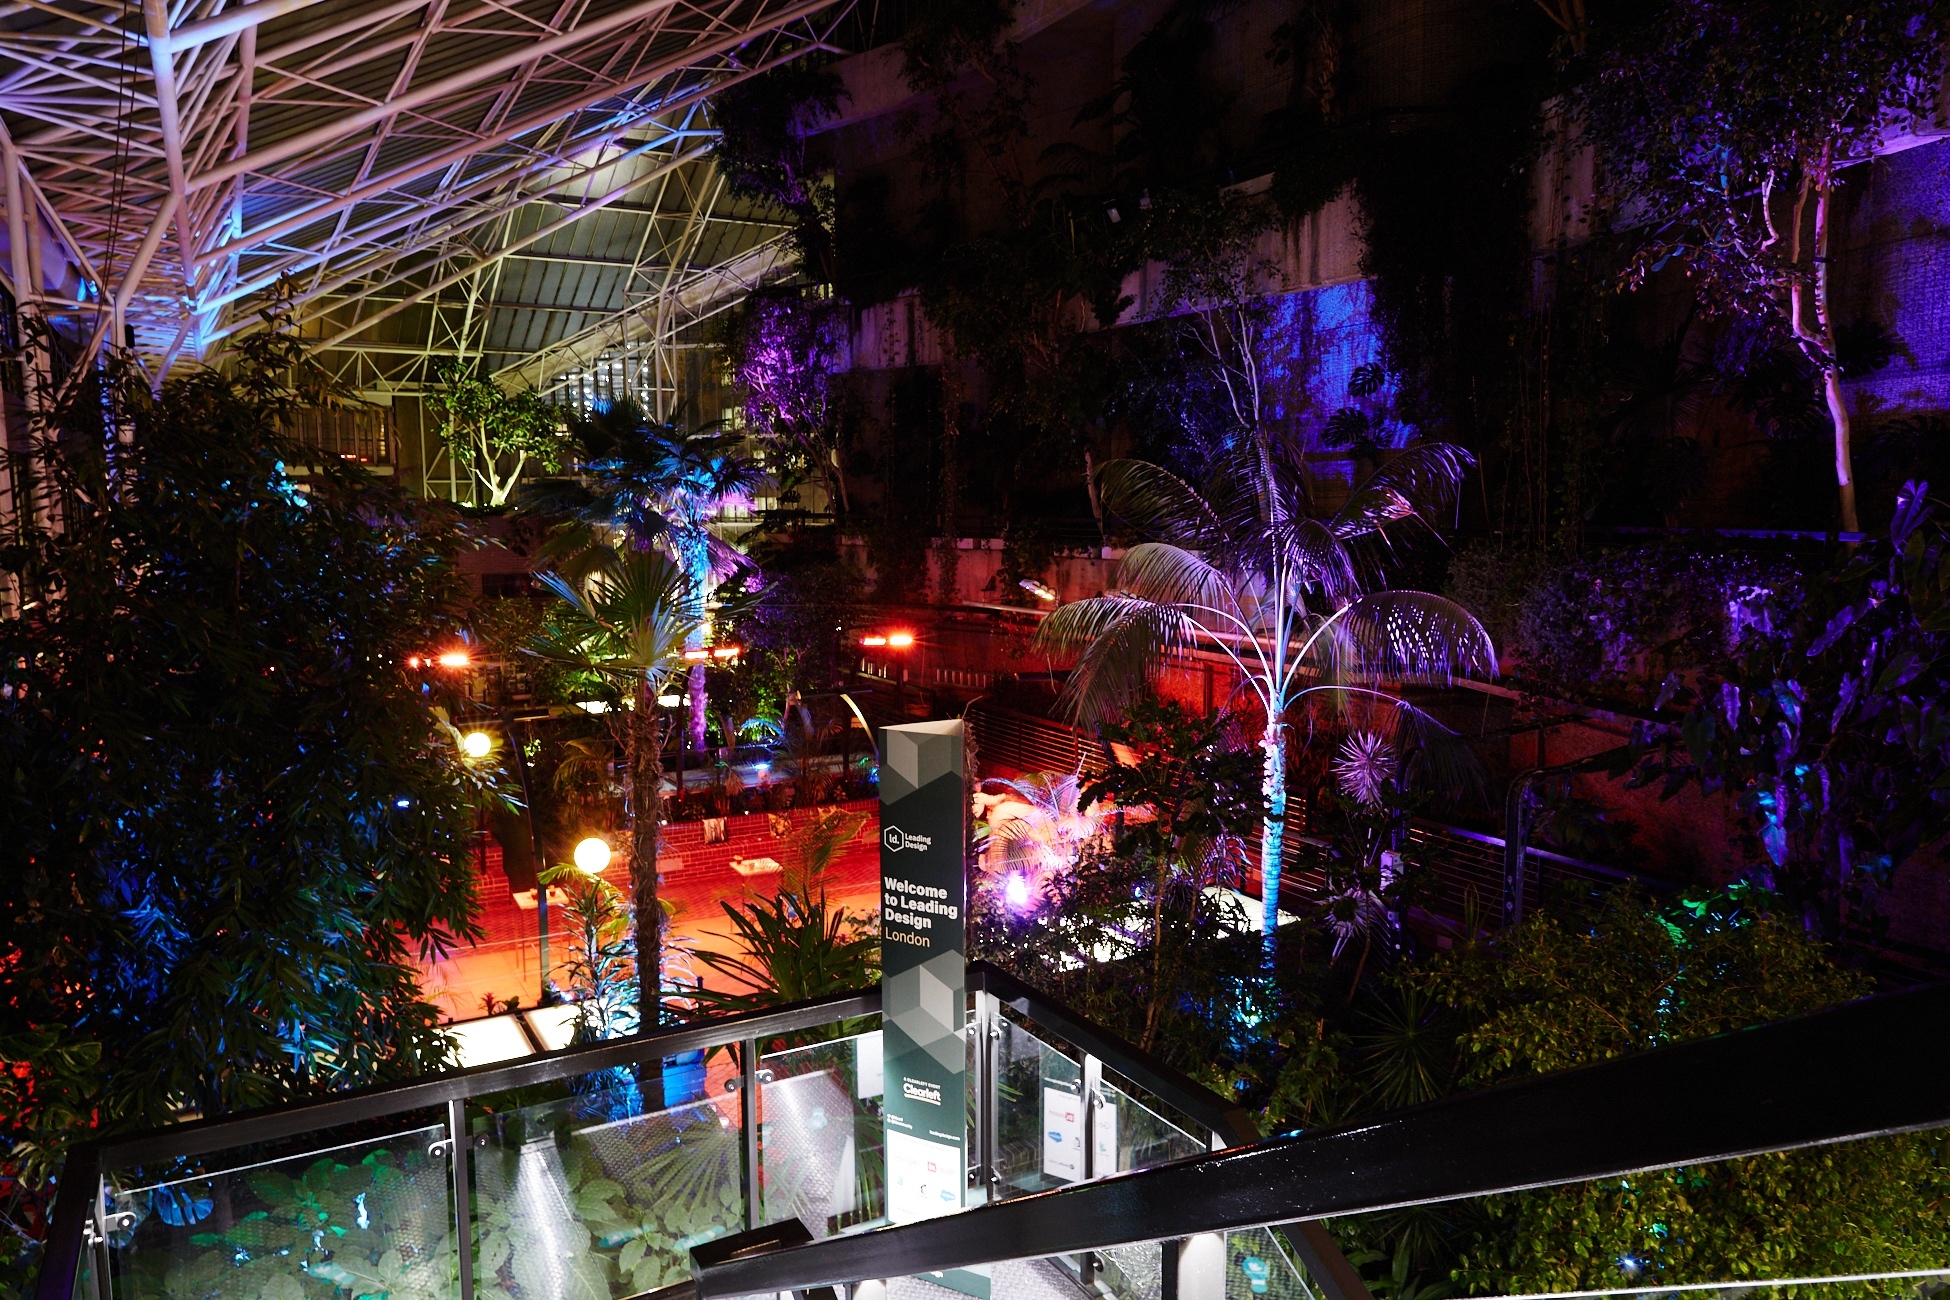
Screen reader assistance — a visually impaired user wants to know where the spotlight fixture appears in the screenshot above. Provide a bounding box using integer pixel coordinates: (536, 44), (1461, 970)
(1004, 873), (1031, 911)
(437, 650), (471, 669)
(460, 730), (493, 759)
(573, 836), (612, 874)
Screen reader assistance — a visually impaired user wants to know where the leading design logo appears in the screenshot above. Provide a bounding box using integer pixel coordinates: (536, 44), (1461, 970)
(883, 826), (933, 852)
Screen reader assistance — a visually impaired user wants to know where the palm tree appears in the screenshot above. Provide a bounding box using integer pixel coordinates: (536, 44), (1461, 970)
(528, 547), (702, 1030)
(524, 399), (765, 753)
(1033, 433), (1495, 961)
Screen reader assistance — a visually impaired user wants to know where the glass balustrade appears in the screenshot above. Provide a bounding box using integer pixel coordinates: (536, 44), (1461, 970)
(758, 1030), (887, 1237)
(467, 1069), (745, 1300)
(992, 1017), (1085, 1199)
(41, 978), (1351, 1300)
(102, 1124), (457, 1300)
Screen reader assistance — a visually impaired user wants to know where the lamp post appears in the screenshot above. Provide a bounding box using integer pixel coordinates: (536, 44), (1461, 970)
(574, 835), (612, 874)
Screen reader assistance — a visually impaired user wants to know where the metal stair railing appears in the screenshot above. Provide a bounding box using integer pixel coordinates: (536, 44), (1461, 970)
(691, 978), (1950, 1299)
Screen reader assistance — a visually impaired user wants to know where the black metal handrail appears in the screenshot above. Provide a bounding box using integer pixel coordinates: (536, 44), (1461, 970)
(33, 988), (879, 1300)
(693, 978), (1950, 1298)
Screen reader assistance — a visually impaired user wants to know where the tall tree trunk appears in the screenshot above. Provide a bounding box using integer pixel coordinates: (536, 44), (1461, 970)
(685, 543), (710, 752)
(631, 678), (664, 1031)
(1812, 165), (1858, 534)
(829, 444), (851, 516)
(1259, 723), (1288, 963)
(1789, 152), (1858, 534)
(687, 661), (708, 753)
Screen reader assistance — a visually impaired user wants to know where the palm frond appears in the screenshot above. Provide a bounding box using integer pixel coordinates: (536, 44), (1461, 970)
(1095, 459), (1229, 551)
(592, 547), (699, 629)
(1036, 595), (1201, 725)
(1115, 542), (1237, 614)
(1314, 591), (1496, 684)
(526, 548), (701, 686)
(1274, 518), (1363, 603)
(1331, 442), (1474, 540)
(1393, 702), (1487, 811)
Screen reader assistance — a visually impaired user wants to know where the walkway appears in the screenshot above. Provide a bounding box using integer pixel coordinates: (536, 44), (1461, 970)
(418, 800), (883, 1020)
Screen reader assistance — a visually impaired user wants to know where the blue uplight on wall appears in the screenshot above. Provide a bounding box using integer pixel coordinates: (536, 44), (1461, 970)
(1254, 281), (1414, 454)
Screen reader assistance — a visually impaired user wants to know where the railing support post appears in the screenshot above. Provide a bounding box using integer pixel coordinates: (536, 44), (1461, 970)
(448, 1097), (474, 1300)
(1081, 1053), (1104, 1180)
(1284, 1222), (1377, 1300)
(972, 991), (1000, 1204)
(740, 1037), (761, 1230)
(1501, 772), (1535, 928)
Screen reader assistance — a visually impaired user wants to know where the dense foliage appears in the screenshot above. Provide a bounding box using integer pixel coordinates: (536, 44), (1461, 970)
(1636, 482), (1950, 936)
(426, 361), (565, 507)
(1426, 888), (1950, 1295)
(1446, 543), (1795, 700)
(0, 340), (486, 1279)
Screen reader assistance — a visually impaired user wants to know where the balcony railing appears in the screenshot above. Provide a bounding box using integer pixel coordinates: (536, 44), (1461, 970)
(34, 965), (1326, 1300)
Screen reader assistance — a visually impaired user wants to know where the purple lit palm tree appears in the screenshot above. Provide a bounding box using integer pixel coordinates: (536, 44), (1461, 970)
(529, 400), (764, 751)
(1033, 430), (1494, 963)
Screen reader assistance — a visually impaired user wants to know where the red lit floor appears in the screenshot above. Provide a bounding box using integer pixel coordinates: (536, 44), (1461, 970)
(419, 799), (883, 1020)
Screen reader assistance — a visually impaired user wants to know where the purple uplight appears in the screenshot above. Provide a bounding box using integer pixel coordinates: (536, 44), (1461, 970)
(1004, 873), (1032, 912)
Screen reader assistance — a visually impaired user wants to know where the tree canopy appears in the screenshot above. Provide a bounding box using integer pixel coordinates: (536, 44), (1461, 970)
(0, 341), (486, 1279)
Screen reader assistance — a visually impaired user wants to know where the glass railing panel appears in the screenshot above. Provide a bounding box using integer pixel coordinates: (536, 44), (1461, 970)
(469, 1069), (742, 1300)
(1225, 1227), (1318, 1300)
(102, 1124), (456, 1300)
(1096, 1239), (1164, 1300)
(992, 1017), (1084, 1200)
(1098, 1080), (1207, 1174)
(758, 1030), (885, 1236)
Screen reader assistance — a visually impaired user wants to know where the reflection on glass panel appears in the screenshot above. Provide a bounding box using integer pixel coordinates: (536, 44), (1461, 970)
(1097, 1239), (1164, 1300)
(760, 1032), (885, 1235)
(994, 1018), (1082, 1199)
(1099, 1081), (1206, 1174)
(1226, 1228), (1317, 1300)
(103, 1125), (456, 1300)
(471, 1076), (742, 1300)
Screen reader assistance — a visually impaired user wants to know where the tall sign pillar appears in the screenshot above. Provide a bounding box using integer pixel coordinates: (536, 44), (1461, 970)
(879, 720), (967, 1225)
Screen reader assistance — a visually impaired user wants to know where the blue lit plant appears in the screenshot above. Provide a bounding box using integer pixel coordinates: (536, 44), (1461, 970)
(0, 320), (486, 1289)
(1634, 481), (1950, 939)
